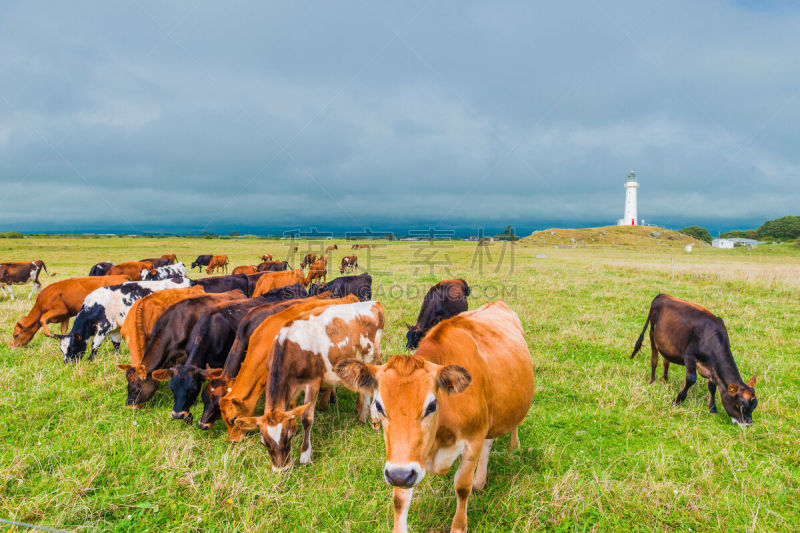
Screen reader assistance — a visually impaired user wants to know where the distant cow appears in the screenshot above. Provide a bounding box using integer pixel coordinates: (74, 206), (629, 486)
(234, 300), (384, 468)
(88, 262), (113, 277)
(116, 290), (245, 408)
(252, 270), (305, 297)
(139, 256), (171, 268)
(144, 262), (187, 280)
(260, 254), (273, 262)
(0, 260), (55, 300)
(10, 275), (130, 347)
(233, 265), (258, 276)
(257, 260), (290, 272)
(326, 244), (338, 252)
(339, 255), (358, 274)
(191, 255), (213, 272)
(300, 253), (317, 269)
(107, 261), (156, 281)
(206, 255), (229, 275)
(631, 294), (758, 425)
(193, 274), (250, 296)
(310, 273), (372, 301)
(406, 279), (470, 350)
(59, 277), (192, 362)
(303, 257), (327, 286)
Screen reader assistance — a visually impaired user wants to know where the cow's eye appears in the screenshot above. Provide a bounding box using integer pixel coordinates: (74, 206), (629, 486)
(374, 401), (385, 416)
(424, 400), (437, 417)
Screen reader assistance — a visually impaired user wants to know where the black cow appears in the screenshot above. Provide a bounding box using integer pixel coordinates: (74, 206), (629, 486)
(192, 274), (250, 296)
(191, 255), (214, 272)
(88, 262), (113, 277)
(158, 284), (311, 423)
(631, 293), (758, 425)
(405, 278), (470, 350)
(309, 272), (372, 302)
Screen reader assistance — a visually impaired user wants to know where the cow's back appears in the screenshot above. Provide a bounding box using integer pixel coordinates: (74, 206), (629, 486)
(41, 276), (132, 313)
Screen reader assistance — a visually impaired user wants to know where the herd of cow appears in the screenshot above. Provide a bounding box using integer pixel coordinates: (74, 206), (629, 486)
(0, 252), (759, 532)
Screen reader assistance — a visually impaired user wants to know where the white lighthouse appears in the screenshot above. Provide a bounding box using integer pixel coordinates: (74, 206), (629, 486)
(618, 171), (638, 226)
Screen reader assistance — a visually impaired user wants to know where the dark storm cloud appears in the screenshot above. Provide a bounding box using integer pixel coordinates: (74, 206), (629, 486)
(0, 1), (798, 233)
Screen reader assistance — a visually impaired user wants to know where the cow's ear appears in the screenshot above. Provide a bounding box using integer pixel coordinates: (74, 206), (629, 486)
(287, 403), (311, 420)
(152, 369), (173, 381)
(747, 375), (757, 388)
(234, 417), (261, 431)
(406, 323), (414, 330)
(728, 383), (739, 396)
(334, 359), (378, 393)
(201, 366), (223, 380)
(116, 363), (133, 372)
(437, 365), (472, 394)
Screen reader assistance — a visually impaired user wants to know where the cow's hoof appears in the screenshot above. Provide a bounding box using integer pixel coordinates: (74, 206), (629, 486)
(709, 406), (717, 414)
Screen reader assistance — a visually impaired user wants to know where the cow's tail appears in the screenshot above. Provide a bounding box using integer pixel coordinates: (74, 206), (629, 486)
(40, 261), (56, 276)
(631, 310), (652, 359)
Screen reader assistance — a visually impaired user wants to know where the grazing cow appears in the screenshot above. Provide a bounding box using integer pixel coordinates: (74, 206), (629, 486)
(59, 277), (192, 362)
(631, 294), (758, 425)
(335, 300), (535, 533)
(139, 256), (171, 268)
(293, 246), (299, 252)
(107, 261), (156, 281)
(0, 260), (56, 300)
(88, 262), (113, 277)
(340, 255), (358, 274)
(326, 244), (338, 252)
(191, 255), (213, 272)
(351, 243), (359, 250)
(206, 255), (229, 275)
(233, 265), (258, 276)
(234, 300), (384, 469)
(193, 274), (249, 296)
(121, 285), (206, 365)
(310, 273), (372, 301)
(156, 285), (312, 423)
(406, 279), (470, 350)
(257, 260), (290, 272)
(116, 290), (244, 408)
(371, 244), (377, 248)
(214, 296), (358, 441)
(252, 269), (305, 297)
(300, 253), (317, 269)
(144, 262), (187, 280)
(261, 254), (273, 262)
(10, 276), (130, 347)
(303, 257), (327, 286)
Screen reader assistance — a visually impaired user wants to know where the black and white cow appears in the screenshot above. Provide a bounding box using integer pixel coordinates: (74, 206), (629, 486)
(88, 262), (113, 277)
(59, 277), (192, 363)
(143, 262), (188, 281)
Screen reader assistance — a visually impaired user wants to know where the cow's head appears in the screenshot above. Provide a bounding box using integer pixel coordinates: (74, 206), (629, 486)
(335, 355), (471, 489)
(722, 375), (758, 426)
(10, 322), (35, 348)
(116, 364), (159, 408)
(234, 404), (310, 471)
(152, 364), (205, 423)
(191, 261), (198, 269)
(58, 332), (87, 363)
(198, 371), (227, 429)
(219, 394), (250, 442)
(405, 324), (424, 350)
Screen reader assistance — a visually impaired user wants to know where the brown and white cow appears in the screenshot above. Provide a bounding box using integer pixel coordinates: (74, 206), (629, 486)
(339, 255), (358, 274)
(303, 257), (327, 286)
(217, 295), (358, 442)
(206, 255), (229, 275)
(232, 265), (258, 276)
(252, 269), (305, 297)
(335, 300), (535, 533)
(10, 275), (131, 347)
(0, 260), (55, 300)
(300, 253), (317, 269)
(107, 261), (156, 281)
(260, 254), (273, 262)
(234, 300), (384, 469)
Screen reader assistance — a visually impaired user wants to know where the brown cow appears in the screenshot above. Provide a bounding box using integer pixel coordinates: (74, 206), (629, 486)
(300, 253), (317, 269)
(326, 244), (338, 252)
(0, 260), (56, 300)
(335, 300), (535, 533)
(107, 261), (156, 281)
(252, 270), (305, 297)
(340, 255), (358, 274)
(260, 254), (273, 262)
(234, 300), (384, 469)
(10, 275), (131, 347)
(232, 265), (258, 276)
(217, 295), (358, 442)
(303, 257), (327, 286)
(120, 285), (206, 365)
(206, 255), (229, 275)
(257, 260), (289, 272)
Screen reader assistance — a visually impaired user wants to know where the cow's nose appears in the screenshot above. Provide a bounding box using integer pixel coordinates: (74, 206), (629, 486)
(384, 467), (418, 488)
(197, 421), (210, 430)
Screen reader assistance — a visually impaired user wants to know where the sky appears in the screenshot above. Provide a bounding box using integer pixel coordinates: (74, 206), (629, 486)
(1, 1), (798, 236)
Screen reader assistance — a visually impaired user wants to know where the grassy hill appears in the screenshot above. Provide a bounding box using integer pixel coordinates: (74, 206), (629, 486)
(522, 225), (707, 248)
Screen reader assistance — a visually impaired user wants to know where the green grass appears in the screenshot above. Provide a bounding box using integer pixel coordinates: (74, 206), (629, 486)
(1, 237), (799, 531)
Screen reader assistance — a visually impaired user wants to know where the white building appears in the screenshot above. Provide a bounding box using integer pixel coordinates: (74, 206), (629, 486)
(712, 238), (763, 249)
(617, 171), (639, 225)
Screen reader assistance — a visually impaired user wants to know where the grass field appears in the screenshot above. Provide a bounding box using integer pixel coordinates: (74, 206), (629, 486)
(1, 236), (798, 532)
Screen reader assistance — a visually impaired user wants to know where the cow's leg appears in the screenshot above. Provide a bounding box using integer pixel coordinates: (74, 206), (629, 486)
(89, 333), (107, 361)
(509, 426), (520, 451)
(662, 359), (670, 383)
(708, 381), (717, 414)
(472, 438), (493, 491)
(7, 285), (15, 301)
(110, 330), (122, 354)
(60, 320), (69, 335)
(40, 308), (67, 337)
(392, 487), (413, 533)
(649, 344), (659, 384)
(451, 438), (482, 533)
(28, 282), (41, 299)
(674, 352), (697, 405)
(299, 384), (320, 465)
(317, 387), (333, 410)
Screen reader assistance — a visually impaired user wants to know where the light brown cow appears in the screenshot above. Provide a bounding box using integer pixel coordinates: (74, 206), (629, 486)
(232, 265), (258, 276)
(260, 254), (273, 262)
(10, 275), (131, 347)
(326, 244), (338, 252)
(335, 300), (535, 533)
(300, 253), (317, 269)
(120, 285), (206, 365)
(218, 295), (359, 442)
(303, 257), (327, 286)
(206, 255), (229, 275)
(162, 253), (178, 264)
(0, 260), (56, 300)
(235, 300), (384, 469)
(252, 269), (305, 297)
(107, 261), (156, 281)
